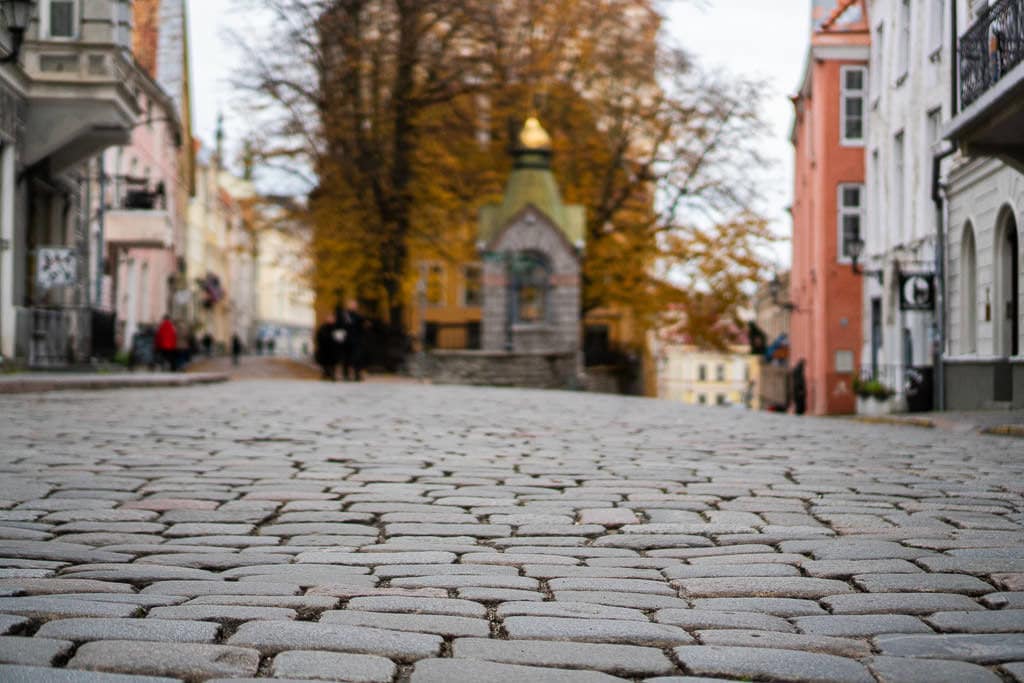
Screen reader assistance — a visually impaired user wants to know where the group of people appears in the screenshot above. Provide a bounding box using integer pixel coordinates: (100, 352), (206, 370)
(315, 300), (367, 382)
(153, 315), (245, 370)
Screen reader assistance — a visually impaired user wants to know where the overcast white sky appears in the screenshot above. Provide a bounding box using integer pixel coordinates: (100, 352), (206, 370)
(187, 0), (811, 264)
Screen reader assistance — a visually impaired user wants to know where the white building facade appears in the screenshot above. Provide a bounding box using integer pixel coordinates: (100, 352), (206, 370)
(942, 0), (1024, 408)
(0, 0), (143, 367)
(861, 0), (953, 413)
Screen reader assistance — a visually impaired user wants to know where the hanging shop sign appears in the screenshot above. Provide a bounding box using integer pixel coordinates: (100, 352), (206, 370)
(899, 272), (936, 311)
(36, 247), (78, 289)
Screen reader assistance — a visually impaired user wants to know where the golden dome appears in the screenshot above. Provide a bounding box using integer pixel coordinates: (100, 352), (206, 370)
(519, 117), (552, 151)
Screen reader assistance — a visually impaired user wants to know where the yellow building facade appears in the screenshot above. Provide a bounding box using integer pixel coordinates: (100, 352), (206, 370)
(654, 342), (761, 409)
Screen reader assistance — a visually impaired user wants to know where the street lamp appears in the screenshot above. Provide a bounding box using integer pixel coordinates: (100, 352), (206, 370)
(847, 236), (884, 284)
(0, 0), (33, 64)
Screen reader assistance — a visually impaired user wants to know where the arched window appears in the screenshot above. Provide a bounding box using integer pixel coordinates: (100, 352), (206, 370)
(511, 251), (551, 324)
(962, 223), (978, 354)
(996, 206), (1020, 357)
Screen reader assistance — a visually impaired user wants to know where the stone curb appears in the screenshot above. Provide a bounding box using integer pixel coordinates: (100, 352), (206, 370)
(0, 372), (229, 395)
(981, 424), (1024, 438)
(851, 416), (936, 430)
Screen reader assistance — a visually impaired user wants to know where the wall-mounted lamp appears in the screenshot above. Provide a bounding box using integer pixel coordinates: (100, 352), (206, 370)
(0, 0), (33, 65)
(847, 236), (884, 284)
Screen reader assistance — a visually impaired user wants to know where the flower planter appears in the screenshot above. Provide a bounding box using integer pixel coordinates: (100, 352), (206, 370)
(856, 395), (898, 416)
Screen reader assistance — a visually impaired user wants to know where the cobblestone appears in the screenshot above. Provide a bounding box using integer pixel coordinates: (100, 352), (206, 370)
(1, 381), (1022, 680)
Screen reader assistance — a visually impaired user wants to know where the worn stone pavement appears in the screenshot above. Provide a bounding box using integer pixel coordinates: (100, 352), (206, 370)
(1, 381), (1023, 682)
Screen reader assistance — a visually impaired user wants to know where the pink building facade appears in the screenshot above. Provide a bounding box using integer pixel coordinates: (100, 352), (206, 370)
(790, 1), (869, 415)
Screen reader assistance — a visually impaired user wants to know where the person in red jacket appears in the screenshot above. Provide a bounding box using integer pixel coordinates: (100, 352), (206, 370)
(155, 315), (178, 372)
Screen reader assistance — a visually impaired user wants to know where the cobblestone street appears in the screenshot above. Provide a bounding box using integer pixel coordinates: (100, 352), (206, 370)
(1, 381), (1023, 682)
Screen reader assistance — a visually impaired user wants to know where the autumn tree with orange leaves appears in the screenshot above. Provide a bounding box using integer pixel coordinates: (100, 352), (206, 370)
(236, 0), (775, 347)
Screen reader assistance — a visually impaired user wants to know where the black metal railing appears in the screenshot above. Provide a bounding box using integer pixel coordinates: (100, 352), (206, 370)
(111, 176), (167, 211)
(960, 0), (1024, 108)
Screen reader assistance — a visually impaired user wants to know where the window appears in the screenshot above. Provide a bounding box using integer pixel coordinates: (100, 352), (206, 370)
(698, 394), (707, 405)
(698, 364), (707, 382)
(44, 0), (78, 39)
(838, 184), (865, 263)
(840, 67), (867, 145)
(511, 251), (550, 324)
(716, 395), (727, 406)
(929, 0), (945, 56)
(715, 364), (725, 382)
(893, 132), (905, 235)
(926, 108), (943, 147)
(896, 0), (911, 81)
(872, 24), (885, 100)
(423, 263), (445, 306)
(462, 264), (482, 307)
(962, 223), (978, 354)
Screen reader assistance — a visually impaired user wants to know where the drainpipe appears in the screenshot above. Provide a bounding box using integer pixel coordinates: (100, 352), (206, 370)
(932, 147), (956, 411)
(96, 155), (106, 308)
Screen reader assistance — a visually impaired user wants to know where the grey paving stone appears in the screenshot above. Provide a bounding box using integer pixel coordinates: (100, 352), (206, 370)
(321, 610), (490, 636)
(794, 614), (933, 636)
(345, 596), (486, 617)
(452, 637), (676, 676)
(185, 594), (339, 610)
(695, 629), (871, 658)
(1001, 662), (1024, 682)
(925, 609), (1024, 633)
(498, 601), (648, 621)
(547, 578), (675, 595)
(36, 617), (220, 642)
(663, 563), (800, 579)
(0, 615), (29, 634)
(139, 580), (300, 596)
(802, 559), (923, 578)
(0, 636), (74, 665)
(524, 565), (662, 580)
(227, 620), (443, 661)
(296, 551), (456, 565)
(823, 592), (984, 614)
(0, 597), (140, 619)
(853, 572), (993, 595)
(868, 656), (1003, 683)
(164, 523), (255, 537)
(552, 591), (689, 610)
(390, 574), (538, 589)
(578, 509), (639, 527)
(409, 658), (628, 682)
(981, 592), (1024, 609)
(0, 665), (178, 682)
(673, 645), (874, 683)
(271, 650), (396, 682)
(457, 587), (547, 602)
(689, 598), (827, 617)
(147, 604), (297, 622)
(67, 640), (260, 679)
(0, 579), (136, 596)
(874, 633), (1024, 663)
(655, 609), (796, 632)
(675, 576), (853, 599)
(503, 616), (693, 646)
(58, 565), (218, 583)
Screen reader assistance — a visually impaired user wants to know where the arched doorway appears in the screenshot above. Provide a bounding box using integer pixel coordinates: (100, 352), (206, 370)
(961, 223), (977, 354)
(997, 208), (1019, 357)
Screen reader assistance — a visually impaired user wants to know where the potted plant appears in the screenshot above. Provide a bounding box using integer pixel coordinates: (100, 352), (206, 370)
(854, 377), (896, 416)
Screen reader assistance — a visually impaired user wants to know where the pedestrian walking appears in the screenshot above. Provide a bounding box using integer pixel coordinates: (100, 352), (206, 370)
(339, 299), (366, 382)
(202, 333), (213, 358)
(315, 313), (339, 380)
(155, 315), (178, 372)
(792, 359), (807, 416)
(231, 334), (243, 367)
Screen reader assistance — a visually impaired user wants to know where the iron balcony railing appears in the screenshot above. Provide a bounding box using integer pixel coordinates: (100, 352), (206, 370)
(960, 0), (1024, 108)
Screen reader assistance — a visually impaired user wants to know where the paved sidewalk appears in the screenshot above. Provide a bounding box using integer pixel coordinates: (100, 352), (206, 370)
(0, 381), (1022, 682)
(854, 409), (1024, 437)
(0, 372), (227, 395)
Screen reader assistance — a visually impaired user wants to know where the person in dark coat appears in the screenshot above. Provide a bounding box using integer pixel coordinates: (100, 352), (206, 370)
(315, 313), (339, 381)
(338, 299), (365, 382)
(791, 359), (807, 416)
(231, 334), (243, 367)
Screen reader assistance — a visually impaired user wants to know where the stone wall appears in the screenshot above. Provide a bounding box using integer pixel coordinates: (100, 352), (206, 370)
(408, 350), (579, 390)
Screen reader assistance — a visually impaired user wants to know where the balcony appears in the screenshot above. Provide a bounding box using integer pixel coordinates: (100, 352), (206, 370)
(20, 40), (139, 171)
(104, 179), (173, 249)
(945, 0), (1024, 172)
